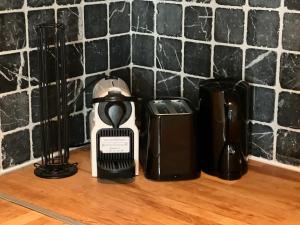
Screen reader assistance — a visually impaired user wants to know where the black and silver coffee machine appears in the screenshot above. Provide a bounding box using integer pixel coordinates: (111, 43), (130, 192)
(198, 79), (249, 180)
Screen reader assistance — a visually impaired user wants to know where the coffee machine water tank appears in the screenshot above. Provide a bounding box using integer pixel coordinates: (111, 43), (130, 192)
(198, 79), (249, 180)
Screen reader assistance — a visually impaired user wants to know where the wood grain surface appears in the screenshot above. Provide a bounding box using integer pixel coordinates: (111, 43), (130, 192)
(0, 199), (66, 225)
(0, 148), (299, 225)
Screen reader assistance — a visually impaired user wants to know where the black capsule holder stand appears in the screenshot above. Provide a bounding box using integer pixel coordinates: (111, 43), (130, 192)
(34, 23), (78, 179)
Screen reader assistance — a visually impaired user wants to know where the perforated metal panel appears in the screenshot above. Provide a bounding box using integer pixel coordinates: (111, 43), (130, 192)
(96, 128), (134, 161)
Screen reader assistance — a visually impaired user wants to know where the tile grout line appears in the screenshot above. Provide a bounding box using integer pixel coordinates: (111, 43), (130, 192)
(241, 0), (249, 82)
(210, 0), (216, 79)
(180, 2), (185, 98)
(153, 1), (157, 99)
(272, 0), (285, 162)
(80, 0), (88, 143)
(130, 0), (133, 92)
(24, 0), (35, 161)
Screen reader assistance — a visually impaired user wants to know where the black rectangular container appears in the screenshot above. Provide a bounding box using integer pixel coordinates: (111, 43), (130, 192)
(198, 79), (249, 180)
(140, 99), (199, 181)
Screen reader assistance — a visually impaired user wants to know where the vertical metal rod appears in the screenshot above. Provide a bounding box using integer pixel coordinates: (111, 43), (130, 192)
(60, 26), (69, 163)
(55, 26), (62, 165)
(42, 27), (50, 165)
(38, 27), (46, 165)
(43, 28), (53, 164)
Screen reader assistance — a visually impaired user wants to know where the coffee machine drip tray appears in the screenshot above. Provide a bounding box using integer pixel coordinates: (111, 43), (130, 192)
(96, 128), (135, 179)
(148, 99), (192, 115)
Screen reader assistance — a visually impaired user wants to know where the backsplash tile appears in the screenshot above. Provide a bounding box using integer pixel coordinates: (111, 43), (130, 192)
(65, 43), (84, 78)
(184, 42), (211, 77)
(1, 129), (30, 169)
(27, 0), (54, 7)
(249, 122), (274, 160)
(156, 71), (181, 98)
(277, 129), (300, 166)
(132, 1), (154, 33)
(183, 76), (202, 109)
(214, 8), (244, 44)
(132, 34), (154, 67)
(0, 1), (24, 10)
(278, 92), (300, 129)
(85, 39), (108, 74)
(245, 49), (277, 86)
(57, 7), (80, 42)
(249, 86), (275, 123)
(156, 3), (182, 37)
(84, 4), (107, 39)
(132, 67), (154, 99)
(282, 13), (300, 51)
(57, 0), (81, 5)
(0, 13), (26, 51)
(247, 10), (279, 48)
(284, 0), (300, 11)
(216, 0), (245, 6)
(213, 45), (243, 79)
(249, 0), (280, 8)
(0, 91), (29, 132)
(280, 53), (300, 90)
(109, 2), (130, 34)
(110, 34), (131, 69)
(184, 6), (212, 41)
(0, 52), (28, 93)
(156, 37), (182, 72)
(28, 9), (55, 48)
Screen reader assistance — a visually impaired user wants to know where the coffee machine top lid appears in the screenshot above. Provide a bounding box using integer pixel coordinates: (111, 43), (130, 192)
(93, 77), (131, 98)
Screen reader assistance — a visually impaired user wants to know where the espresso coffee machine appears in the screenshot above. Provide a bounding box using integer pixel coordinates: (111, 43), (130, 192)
(198, 79), (249, 180)
(90, 77), (139, 179)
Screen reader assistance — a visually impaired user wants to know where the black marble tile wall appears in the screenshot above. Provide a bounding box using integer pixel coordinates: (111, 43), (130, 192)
(131, 0), (300, 169)
(2, 0), (300, 171)
(0, 0), (131, 171)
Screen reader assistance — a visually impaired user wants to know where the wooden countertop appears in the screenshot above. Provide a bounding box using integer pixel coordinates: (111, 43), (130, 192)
(0, 148), (299, 225)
